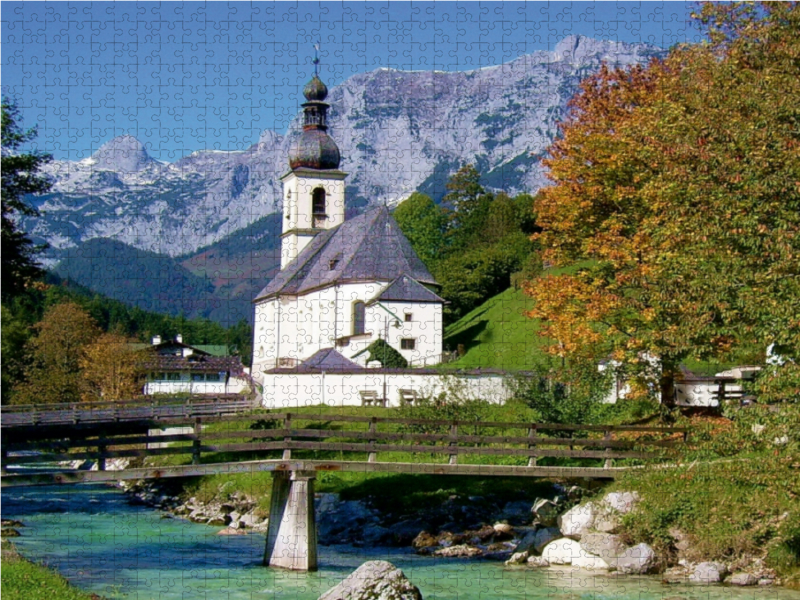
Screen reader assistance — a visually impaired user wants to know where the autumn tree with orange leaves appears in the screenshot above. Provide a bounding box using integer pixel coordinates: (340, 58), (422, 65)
(526, 3), (800, 404)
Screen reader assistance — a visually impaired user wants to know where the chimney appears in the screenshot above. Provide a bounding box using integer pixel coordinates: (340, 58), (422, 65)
(176, 334), (183, 344)
(152, 335), (162, 345)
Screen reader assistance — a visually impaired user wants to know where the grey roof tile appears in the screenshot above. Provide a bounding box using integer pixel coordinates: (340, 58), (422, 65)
(374, 274), (445, 304)
(265, 348), (364, 373)
(255, 206), (437, 300)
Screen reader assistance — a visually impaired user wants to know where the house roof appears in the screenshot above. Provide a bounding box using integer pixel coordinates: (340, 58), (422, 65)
(373, 274), (445, 304)
(300, 348), (364, 372)
(143, 355), (245, 375)
(255, 206), (437, 301)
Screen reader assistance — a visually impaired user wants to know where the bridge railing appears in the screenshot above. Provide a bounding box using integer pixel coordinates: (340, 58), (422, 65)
(0, 395), (256, 427)
(2, 411), (689, 479)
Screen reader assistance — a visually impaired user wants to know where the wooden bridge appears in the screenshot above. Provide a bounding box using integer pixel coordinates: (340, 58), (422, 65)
(1, 402), (688, 571)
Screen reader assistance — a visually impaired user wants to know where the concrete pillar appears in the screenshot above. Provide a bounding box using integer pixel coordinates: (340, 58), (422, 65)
(263, 470), (317, 571)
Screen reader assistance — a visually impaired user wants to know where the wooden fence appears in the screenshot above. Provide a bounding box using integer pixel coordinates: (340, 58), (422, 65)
(1, 412), (688, 486)
(0, 395), (256, 427)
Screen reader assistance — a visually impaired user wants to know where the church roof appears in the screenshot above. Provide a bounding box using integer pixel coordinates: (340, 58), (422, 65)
(255, 206), (438, 300)
(296, 348), (364, 372)
(373, 274), (445, 304)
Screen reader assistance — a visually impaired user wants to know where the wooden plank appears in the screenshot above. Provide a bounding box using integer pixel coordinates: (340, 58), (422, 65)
(1, 459), (628, 487)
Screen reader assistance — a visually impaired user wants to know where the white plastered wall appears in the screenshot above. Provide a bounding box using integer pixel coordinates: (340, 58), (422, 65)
(261, 372), (513, 408)
(280, 170), (347, 268)
(253, 282), (444, 384)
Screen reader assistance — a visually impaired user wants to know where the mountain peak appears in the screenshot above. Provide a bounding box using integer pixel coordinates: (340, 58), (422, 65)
(91, 135), (153, 172)
(553, 35), (627, 65)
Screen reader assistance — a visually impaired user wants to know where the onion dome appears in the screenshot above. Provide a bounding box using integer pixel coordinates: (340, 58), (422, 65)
(289, 129), (341, 170)
(303, 75), (328, 101)
(288, 74), (341, 170)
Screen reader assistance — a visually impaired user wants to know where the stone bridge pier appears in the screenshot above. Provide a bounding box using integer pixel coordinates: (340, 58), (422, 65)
(263, 470), (317, 571)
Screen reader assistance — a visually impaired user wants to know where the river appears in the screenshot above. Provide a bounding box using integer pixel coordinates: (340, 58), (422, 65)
(2, 484), (798, 600)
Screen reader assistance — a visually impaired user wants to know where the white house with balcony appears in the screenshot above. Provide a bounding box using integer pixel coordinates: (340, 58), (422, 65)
(143, 335), (250, 396)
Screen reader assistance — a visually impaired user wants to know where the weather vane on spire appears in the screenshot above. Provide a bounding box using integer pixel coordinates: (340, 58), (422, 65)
(313, 42), (321, 76)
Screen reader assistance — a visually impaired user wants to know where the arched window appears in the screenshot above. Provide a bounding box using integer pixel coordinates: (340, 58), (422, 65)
(353, 301), (365, 335)
(312, 188), (326, 216)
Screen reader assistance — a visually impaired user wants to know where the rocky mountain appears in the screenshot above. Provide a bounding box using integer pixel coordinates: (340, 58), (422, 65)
(30, 36), (660, 261)
(28, 36), (661, 324)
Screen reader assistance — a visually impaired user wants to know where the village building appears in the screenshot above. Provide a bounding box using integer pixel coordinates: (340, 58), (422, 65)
(142, 335), (249, 396)
(251, 73), (447, 384)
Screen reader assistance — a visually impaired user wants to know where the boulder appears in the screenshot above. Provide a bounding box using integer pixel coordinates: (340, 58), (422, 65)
(318, 560), (423, 600)
(592, 511), (621, 534)
(601, 492), (640, 514)
(689, 562), (727, 584)
(729, 573), (758, 586)
(1, 520), (24, 528)
(579, 532), (627, 566)
(433, 544), (482, 558)
(616, 543), (656, 574)
(498, 501), (533, 525)
(668, 527), (691, 554)
(492, 522), (514, 539)
(504, 551), (529, 565)
(1, 528), (21, 538)
(558, 502), (596, 539)
(541, 538), (582, 565)
(217, 527), (246, 536)
(412, 531), (438, 552)
(526, 555), (550, 568)
(571, 551), (610, 570)
(541, 538), (609, 569)
(531, 499), (559, 527)
(531, 527), (562, 553)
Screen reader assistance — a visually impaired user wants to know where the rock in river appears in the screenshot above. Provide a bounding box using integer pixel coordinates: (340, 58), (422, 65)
(318, 560), (423, 600)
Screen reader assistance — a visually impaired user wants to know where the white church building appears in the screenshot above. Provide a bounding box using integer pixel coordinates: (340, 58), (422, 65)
(251, 72), (511, 408)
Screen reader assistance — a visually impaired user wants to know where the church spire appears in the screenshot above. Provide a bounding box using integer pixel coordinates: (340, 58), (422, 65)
(280, 46), (348, 268)
(288, 44), (340, 170)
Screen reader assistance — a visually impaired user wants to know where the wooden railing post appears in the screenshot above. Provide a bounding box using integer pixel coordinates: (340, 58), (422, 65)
(368, 417), (377, 463)
(527, 424), (538, 467)
(283, 413), (292, 460)
(97, 437), (107, 471)
(192, 417), (202, 465)
(449, 422), (458, 465)
(603, 428), (613, 469)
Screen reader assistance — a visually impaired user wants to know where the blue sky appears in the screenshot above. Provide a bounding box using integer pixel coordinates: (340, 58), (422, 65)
(2, 1), (698, 161)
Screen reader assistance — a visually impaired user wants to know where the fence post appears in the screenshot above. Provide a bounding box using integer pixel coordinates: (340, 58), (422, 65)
(192, 417), (202, 465)
(97, 437), (107, 471)
(603, 428), (613, 469)
(449, 421), (458, 465)
(283, 413), (292, 461)
(718, 380), (727, 404)
(368, 417), (377, 463)
(527, 424), (538, 467)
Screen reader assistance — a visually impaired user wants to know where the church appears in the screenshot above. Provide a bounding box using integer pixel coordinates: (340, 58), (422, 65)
(251, 72), (446, 393)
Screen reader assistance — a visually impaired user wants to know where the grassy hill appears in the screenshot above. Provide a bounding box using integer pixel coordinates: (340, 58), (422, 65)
(443, 286), (552, 371)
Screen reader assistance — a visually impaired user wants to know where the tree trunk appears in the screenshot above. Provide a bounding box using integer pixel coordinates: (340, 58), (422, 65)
(660, 359), (677, 407)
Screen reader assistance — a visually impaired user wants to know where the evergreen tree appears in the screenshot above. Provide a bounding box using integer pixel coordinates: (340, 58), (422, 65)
(1, 98), (52, 300)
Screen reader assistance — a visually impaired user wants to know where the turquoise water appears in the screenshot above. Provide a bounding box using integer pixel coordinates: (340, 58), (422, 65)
(2, 484), (799, 600)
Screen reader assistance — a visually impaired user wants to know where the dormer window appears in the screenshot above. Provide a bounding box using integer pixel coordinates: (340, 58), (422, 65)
(329, 259), (339, 270)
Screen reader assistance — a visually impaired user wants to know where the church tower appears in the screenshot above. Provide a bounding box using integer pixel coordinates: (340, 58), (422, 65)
(280, 70), (347, 268)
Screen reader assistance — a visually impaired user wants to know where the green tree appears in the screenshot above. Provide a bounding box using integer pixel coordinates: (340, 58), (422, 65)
(1, 98), (52, 300)
(354, 338), (408, 368)
(13, 302), (101, 404)
(442, 165), (493, 248)
(526, 3), (800, 403)
(393, 192), (448, 266)
(1, 305), (32, 404)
